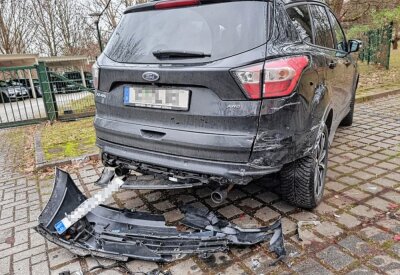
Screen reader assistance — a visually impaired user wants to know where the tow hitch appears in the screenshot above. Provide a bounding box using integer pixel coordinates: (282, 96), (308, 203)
(35, 168), (286, 263)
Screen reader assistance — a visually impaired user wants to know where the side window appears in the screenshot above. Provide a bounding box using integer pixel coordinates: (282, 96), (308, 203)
(286, 5), (313, 43)
(309, 5), (334, 49)
(327, 11), (347, 52)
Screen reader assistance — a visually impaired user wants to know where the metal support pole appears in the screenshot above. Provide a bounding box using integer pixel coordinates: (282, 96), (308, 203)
(37, 62), (58, 121)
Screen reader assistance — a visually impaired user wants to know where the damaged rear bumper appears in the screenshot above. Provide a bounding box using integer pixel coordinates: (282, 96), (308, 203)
(35, 169), (286, 262)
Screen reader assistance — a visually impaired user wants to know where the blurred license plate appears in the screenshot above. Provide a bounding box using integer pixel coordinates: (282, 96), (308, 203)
(123, 86), (189, 111)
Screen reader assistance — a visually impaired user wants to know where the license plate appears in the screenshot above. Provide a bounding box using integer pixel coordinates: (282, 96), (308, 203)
(123, 86), (190, 111)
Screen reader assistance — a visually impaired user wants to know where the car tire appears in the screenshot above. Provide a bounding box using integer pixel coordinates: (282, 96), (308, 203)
(279, 125), (329, 209)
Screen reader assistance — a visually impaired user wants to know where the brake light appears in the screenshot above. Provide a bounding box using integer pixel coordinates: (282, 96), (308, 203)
(92, 62), (99, 90)
(263, 56), (309, 98)
(155, 0), (200, 9)
(232, 56), (309, 99)
(232, 63), (263, 99)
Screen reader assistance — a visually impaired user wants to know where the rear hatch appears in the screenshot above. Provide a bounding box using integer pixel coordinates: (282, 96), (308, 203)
(95, 0), (269, 163)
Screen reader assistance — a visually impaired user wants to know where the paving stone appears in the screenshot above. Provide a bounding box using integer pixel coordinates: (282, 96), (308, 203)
(338, 176), (362, 186)
(168, 258), (204, 275)
(243, 251), (277, 274)
(326, 181), (348, 191)
(292, 258), (333, 275)
(220, 263), (249, 275)
(365, 197), (392, 211)
(359, 183), (383, 194)
(31, 261), (50, 275)
(255, 191), (279, 203)
(231, 214), (261, 228)
(315, 221), (343, 238)
(376, 217), (400, 234)
(372, 177), (397, 188)
(239, 198), (262, 209)
(360, 226), (393, 245)
(350, 205), (379, 218)
(346, 265), (377, 275)
(281, 217), (297, 235)
(272, 201), (296, 213)
(163, 208), (184, 223)
(51, 261), (82, 275)
(379, 191), (400, 204)
(200, 251), (232, 269)
(218, 204), (243, 219)
(290, 211), (319, 221)
(315, 202), (337, 214)
(343, 189), (371, 201)
(335, 213), (361, 228)
(368, 255), (400, 275)
(125, 260), (159, 273)
(338, 235), (375, 256)
(48, 248), (76, 268)
(254, 206), (280, 222)
(0, 256), (10, 275)
(317, 246), (355, 270)
(13, 258), (30, 275)
(153, 200), (175, 211)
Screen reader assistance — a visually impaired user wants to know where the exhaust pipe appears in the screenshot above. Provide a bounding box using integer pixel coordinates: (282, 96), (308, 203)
(211, 185), (233, 204)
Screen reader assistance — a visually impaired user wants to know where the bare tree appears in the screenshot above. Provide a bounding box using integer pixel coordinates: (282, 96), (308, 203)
(0, 0), (36, 54)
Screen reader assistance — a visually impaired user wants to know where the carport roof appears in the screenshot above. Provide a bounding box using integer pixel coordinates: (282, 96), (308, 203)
(0, 54), (39, 67)
(0, 54), (91, 68)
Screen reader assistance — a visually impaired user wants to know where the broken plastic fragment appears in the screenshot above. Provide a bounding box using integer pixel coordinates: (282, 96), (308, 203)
(35, 168), (286, 262)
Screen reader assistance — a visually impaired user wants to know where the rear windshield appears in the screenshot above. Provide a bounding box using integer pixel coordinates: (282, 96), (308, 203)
(104, 1), (268, 64)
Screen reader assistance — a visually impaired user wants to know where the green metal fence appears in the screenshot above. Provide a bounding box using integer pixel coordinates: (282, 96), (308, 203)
(359, 23), (393, 69)
(0, 63), (95, 129)
(0, 65), (48, 128)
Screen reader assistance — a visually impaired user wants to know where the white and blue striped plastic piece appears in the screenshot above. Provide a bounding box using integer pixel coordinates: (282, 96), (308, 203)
(54, 176), (125, 234)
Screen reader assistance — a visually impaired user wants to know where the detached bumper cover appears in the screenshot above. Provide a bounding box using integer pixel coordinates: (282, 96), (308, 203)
(35, 169), (285, 262)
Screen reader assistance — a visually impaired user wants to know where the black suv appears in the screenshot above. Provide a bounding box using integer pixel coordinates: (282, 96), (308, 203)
(93, 0), (360, 209)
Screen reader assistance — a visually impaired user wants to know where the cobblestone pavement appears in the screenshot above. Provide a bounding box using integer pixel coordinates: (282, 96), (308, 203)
(1, 95), (399, 275)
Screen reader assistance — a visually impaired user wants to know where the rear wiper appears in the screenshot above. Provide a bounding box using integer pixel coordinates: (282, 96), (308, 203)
(152, 50), (211, 59)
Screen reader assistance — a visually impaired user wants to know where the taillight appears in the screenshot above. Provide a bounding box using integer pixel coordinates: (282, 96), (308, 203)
(92, 62), (99, 90)
(263, 56), (309, 98)
(232, 56), (309, 99)
(155, 0), (200, 9)
(232, 63), (263, 99)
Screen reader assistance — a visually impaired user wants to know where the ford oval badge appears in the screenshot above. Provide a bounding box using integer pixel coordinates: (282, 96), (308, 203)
(142, 72), (160, 82)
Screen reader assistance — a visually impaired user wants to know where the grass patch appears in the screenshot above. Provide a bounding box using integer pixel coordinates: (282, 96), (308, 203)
(358, 49), (400, 91)
(58, 93), (95, 115)
(40, 117), (97, 162)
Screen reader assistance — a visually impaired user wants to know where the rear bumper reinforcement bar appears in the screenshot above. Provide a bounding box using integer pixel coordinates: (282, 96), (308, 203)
(35, 168), (286, 262)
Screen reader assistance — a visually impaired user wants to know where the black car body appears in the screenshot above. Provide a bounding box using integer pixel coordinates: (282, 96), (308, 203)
(64, 71), (94, 88)
(93, 0), (360, 209)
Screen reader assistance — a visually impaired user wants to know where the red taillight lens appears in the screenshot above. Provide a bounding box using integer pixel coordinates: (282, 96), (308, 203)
(155, 0), (200, 9)
(232, 56), (309, 99)
(263, 56), (309, 98)
(232, 63), (263, 99)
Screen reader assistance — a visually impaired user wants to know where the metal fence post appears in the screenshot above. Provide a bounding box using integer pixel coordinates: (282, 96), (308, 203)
(37, 62), (58, 121)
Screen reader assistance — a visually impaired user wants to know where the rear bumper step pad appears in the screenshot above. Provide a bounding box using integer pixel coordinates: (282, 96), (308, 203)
(35, 168), (286, 262)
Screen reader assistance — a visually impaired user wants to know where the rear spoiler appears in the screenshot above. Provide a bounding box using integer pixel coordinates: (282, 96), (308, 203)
(124, 0), (271, 14)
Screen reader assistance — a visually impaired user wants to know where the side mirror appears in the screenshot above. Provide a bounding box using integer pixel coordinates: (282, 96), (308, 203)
(348, 39), (362, 53)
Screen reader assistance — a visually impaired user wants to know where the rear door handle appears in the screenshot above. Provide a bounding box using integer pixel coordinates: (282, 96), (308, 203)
(328, 60), (337, 69)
